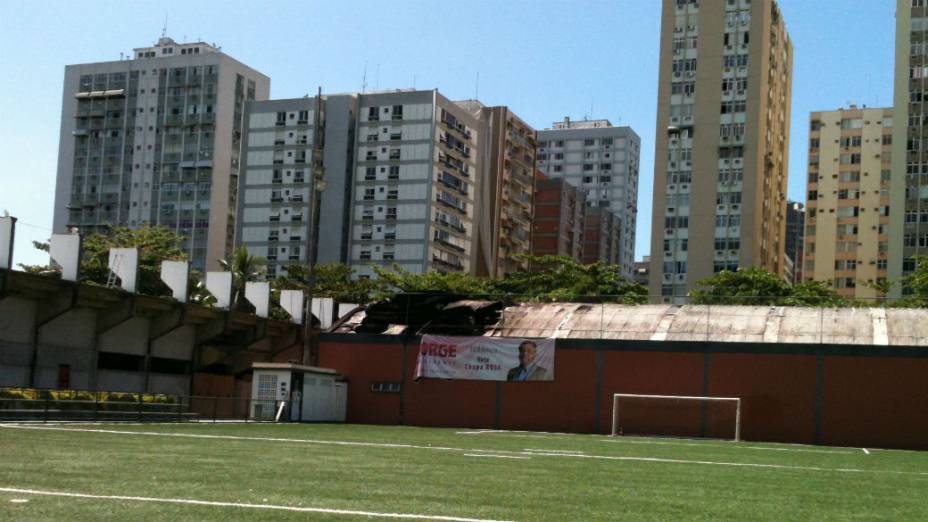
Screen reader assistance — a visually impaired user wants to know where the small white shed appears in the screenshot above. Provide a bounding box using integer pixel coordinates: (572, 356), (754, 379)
(250, 362), (347, 423)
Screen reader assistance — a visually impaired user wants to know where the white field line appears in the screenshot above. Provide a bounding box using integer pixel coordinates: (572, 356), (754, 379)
(463, 454), (530, 460)
(3, 424), (925, 477)
(523, 449), (585, 454)
(600, 438), (857, 455)
(0, 487), (512, 522)
(520, 451), (928, 476)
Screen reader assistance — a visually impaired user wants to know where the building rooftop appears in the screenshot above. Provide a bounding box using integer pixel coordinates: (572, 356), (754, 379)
(133, 37), (220, 58)
(332, 302), (928, 347)
(548, 117), (612, 130)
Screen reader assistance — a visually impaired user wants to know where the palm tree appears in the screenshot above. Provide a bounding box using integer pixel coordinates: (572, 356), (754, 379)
(218, 246), (267, 311)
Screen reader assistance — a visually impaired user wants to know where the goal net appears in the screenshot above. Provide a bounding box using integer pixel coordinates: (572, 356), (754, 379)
(611, 394), (742, 441)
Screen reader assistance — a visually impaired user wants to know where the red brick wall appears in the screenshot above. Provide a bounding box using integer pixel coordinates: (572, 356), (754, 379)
(318, 341), (405, 425)
(821, 356), (928, 449)
(317, 338), (928, 450)
(707, 353), (817, 443)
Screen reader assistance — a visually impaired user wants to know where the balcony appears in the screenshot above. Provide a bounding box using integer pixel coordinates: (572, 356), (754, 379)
(435, 238), (466, 253)
(432, 255), (464, 271)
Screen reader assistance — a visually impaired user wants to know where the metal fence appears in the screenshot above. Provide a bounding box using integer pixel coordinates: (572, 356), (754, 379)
(0, 387), (279, 423)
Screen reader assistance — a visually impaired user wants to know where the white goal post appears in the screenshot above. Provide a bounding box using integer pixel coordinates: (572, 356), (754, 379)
(611, 393), (742, 442)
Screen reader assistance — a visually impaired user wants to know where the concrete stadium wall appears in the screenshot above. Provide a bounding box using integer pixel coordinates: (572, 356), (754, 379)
(317, 334), (928, 450)
(0, 295), (194, 394)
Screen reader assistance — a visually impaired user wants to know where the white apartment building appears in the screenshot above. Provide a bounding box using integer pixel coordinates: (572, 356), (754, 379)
(536, 119), (640, 277)
(350, 90), (481, 277)
(52, 37), (269, 271)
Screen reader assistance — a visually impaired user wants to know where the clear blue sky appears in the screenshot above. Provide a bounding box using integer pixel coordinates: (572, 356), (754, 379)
(0, 0), (896, 268)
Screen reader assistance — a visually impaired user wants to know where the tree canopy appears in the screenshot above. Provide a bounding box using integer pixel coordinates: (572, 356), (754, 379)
(20, 225), (187, 296)
(690, 267), (847, 307)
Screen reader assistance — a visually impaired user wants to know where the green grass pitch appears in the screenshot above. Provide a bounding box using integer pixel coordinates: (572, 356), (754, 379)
(1, 422), (927, 521)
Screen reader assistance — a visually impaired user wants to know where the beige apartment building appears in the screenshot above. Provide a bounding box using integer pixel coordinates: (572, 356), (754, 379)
(890, 0), (928, 295)
(649, 0), (793, 301)
(803, 107), (893, 300)
(461, 104), (536, 278)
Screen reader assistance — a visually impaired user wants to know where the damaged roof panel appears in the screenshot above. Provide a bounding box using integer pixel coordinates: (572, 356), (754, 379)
(330, 301), (928, 347)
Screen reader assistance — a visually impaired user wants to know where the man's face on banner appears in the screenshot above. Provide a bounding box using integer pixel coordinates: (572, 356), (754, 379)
(519, 342), (537, 366)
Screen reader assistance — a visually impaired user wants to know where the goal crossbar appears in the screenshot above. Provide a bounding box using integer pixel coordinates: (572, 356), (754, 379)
(611, 393), (741, 441)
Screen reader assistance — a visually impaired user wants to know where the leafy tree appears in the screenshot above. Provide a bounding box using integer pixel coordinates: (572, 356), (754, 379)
(691, 267), (846, 306)
(372, 263), (494, 296)
(272, 263), (386, 304)
(218, 246), (266, 312)
(493, 255), (646, 303)
(896, 256), (928, 307)
(788, 280), (847, 307)
(20, 225), (187, 296)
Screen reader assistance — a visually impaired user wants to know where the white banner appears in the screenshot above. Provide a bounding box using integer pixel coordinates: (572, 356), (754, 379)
(416, 335), (555, 382)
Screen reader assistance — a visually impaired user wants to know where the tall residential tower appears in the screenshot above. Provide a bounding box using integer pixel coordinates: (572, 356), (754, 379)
(649, 0), (792, 301)
(536, 119), (640, 277)
(52, 37), (270, 271)
(803, 107), (893, 299)
(891, 0), (928, 295)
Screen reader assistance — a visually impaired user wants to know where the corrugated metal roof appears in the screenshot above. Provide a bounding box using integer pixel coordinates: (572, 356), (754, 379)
(333, 303), (928, 347)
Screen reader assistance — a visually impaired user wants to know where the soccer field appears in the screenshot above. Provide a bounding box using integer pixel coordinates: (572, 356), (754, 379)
(1, 423), (927, 521)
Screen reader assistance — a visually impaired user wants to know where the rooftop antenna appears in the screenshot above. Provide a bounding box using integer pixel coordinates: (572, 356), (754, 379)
(361, 62), (368, 93)
(413, 74), (417, 90)
(475, 71), (479, 100)
(161, 13), (168, 38)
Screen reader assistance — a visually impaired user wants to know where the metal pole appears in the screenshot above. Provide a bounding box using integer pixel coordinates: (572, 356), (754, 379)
(610, 395), (619, 436)
(213, 396), (218, 424)
(303, 86), (325, 366)
(44, 392), (50, 424)
(138, 394), (143, 423)
(735, 399), (742, 442)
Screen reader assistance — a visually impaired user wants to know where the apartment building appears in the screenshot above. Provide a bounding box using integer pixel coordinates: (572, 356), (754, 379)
(582, 207), (622, 266)
(804, 107), (892, 299)
(236, 95), (357, 279)
(890, 0), (928, 295)
(531, 171), (584, 262)
(459, 103), (536, 278)
(536, 119), (640, 277)
(52, 37), (270, 271)
(649, 0), (793, 302)
(784, 200), (804, 283)
(350, 90), (482, 278)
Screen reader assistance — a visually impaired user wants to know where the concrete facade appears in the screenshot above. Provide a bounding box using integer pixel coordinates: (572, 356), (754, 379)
(52, 37), (270, 272)
(890, 0), (928, 295)
(0, 269), (300, 394)
(804, 107), (893, 300)
(237, 95), (358, 278)
(531, 172), (585, 262)
(650, 0), (793, 301)
(784, 201), (805, 283)
(582, 207), (622, 266)
(536, 120), (639, 277)
(462, 104), (536, 278)
(349, 90), (482, 278)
